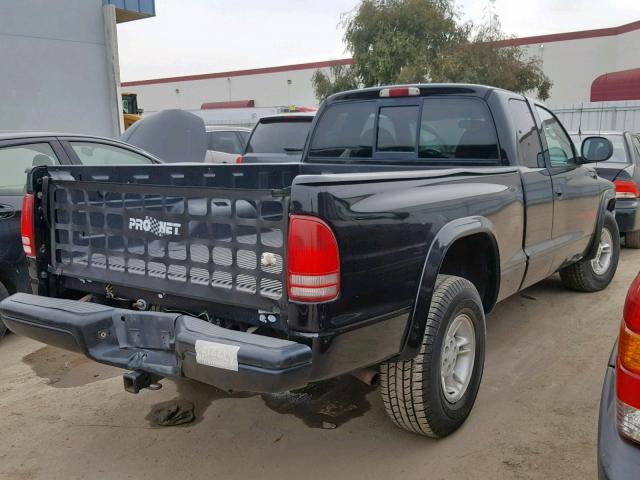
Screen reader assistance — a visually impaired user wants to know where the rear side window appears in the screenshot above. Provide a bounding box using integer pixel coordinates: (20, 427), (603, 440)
(419, 98), (499, 162)
(0, 143), (59, 195)
(572, 134), (630, 165)
(508, 99), (542, 168)
(208, 131), (243, 154)
(246, 119), (312, 154)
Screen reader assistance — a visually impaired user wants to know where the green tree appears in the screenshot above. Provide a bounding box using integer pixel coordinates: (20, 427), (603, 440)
(313, 0), (552, 101)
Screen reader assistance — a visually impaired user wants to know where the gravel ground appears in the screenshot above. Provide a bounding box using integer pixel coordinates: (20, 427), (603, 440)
(1, 249), (638, 480)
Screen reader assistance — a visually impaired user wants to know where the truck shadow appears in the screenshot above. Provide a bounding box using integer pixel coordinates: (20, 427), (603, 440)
(161, 374), (377, 430)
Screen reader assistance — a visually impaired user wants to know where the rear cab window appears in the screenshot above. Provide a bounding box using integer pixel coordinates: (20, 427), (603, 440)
(308, 96), (501, 165)
(246, 117), (312, 154)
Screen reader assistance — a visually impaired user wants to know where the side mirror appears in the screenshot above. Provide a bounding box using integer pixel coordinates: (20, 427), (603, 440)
(581, 136), (613, 163)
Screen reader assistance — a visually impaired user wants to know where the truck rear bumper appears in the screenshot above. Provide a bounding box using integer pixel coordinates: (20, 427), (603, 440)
(0, 293), (312, 393)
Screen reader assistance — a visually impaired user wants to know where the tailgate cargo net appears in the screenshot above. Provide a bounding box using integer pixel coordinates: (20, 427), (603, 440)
(49, 181), (288, 310)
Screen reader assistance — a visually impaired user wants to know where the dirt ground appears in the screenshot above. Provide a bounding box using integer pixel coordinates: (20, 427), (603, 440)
(1, 250), (638, 480)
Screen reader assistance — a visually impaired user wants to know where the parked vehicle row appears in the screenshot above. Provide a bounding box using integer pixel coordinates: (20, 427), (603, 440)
(0, 84), (622, 439)
(571, 131), (640, 249)
(0, 132), (160, 337)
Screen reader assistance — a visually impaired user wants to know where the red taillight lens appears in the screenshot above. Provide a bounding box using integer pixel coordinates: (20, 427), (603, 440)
(287, 215), (339, 303)
(616, 273), (640, 443)
(21, 194), (35, 257)
(235, 155), (243, 164)
(614, 180), (639, 199)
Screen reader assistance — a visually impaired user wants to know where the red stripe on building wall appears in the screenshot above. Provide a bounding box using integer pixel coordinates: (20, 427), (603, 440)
(591, 68), (640, 102)
(201, 100), (255, 109)
(122, 58), (353, 87)
(492, 19), (640, 47)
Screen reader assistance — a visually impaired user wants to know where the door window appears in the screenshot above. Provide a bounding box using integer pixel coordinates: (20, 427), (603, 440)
(70, 142), (154, 165)
(508, 99), (542, 168)
(535, 106), (576, 167)
(0, 143), (59, 195)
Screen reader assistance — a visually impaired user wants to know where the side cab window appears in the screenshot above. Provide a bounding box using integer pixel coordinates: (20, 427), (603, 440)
(534, 106), (577, 168)
(508, 99), (543, 168)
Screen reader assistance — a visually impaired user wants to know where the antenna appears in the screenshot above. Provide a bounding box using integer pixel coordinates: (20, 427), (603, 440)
(578, 102), (583, 136)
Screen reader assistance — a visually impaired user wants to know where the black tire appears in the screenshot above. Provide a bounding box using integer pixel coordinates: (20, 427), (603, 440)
(625, 230), (640, 249)
(380, 275), (486, 438)
(560, 212), (620, 292)
(0, 281), (9, 339)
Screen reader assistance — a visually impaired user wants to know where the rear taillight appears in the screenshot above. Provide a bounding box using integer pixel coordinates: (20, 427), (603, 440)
(235, 155), (243, 164)
(21, 194), (35, 257)
(617, 274), (640, 443)
(287, 215), (339, 303)
(379, 86), (420, 98)
(614, 180), (639, 199)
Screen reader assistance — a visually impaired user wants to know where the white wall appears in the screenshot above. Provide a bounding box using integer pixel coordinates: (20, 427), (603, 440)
(0, 0), (120, 136)
(125, 66), (332, 113)
(521, 29), (640, 105)
(126, 27), (640, 114)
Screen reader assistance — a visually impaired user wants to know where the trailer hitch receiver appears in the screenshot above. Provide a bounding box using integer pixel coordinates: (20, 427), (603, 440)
(123, 370), (164, 394)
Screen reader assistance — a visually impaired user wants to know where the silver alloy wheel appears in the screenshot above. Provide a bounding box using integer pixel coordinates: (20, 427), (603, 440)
(440, 313), (476, 403)
(591, 227), (613, 276)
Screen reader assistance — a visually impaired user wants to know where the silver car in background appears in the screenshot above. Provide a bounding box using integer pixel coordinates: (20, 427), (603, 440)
(205, 125), (251, 163)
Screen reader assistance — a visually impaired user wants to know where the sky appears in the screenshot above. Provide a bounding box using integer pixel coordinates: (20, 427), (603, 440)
(117, 0), (640, 82)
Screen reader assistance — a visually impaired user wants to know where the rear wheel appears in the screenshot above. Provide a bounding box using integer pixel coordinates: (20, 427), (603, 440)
(380, 275), (486, 437)
(560, 212), (620, 292)
(0, 281), (9, 339)
(625, 230), (640, 249)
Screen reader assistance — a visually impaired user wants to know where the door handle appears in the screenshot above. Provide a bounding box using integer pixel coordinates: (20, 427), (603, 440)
(0, 203), (15, 220)
(587, 171), (598, 179)
(555, 190), (563, 198)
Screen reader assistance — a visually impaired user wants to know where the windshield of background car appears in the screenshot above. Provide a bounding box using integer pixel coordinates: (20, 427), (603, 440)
(245, 118), (312, 154)
(571, 134), (629, 165)
(308, 97), (501, 165)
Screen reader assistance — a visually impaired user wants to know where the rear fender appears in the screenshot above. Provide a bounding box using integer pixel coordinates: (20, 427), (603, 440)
(396, 216), (499, 361)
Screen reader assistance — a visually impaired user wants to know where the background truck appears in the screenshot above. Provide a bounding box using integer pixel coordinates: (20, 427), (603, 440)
(0, 84), (620, 438)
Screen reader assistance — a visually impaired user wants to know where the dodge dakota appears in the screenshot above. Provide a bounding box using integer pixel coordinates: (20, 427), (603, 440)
(0, 84), (620, 437)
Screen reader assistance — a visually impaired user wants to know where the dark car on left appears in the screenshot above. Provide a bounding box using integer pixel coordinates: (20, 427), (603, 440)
(0, 132), (160, 338)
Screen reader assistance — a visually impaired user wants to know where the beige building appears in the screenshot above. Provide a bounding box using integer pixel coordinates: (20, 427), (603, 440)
(122, 20), (640, 114)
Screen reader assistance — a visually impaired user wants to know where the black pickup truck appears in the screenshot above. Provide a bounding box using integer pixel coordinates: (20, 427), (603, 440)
(0, 84), (620, 438)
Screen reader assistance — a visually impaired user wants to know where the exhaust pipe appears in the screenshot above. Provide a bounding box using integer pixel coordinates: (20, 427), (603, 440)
(351, 367), (380, 386)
